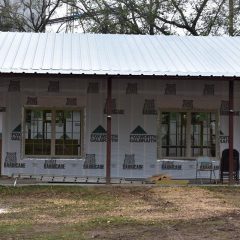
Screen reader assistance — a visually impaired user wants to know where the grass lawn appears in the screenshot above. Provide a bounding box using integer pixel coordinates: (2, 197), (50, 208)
(0, 185), (240, 239)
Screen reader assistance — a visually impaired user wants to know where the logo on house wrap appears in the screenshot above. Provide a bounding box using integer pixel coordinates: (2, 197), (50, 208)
(162, 161), (182, 170)
(203, 84), (214, 96)
(123, 154), (143, 170)
(87, 82), (99, 94)
(27, 97), (38, 105)
(44, 159), (65, 169)
(48, 81), (59, 93)
(165, 84), (176, 95)
(83, 154), (104, 169)
(220, 100), (240, 116)
(66, 98), (77, 106)
(219, 130), (229, 143)
(104, 99), (124, 115)
(142, 99), (157, 115)
(130, 126), (156, 143)
(90, 125), (118, 142)
(4, 152), (25, 168)
(8, 80), (20, 92)
(11, 124), (21, 141)
(182, 100), (193, 109)
(126, 83), (138, 94)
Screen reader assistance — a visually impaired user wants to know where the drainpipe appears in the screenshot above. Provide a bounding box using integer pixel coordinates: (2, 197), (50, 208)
(106, 77), (112, 184)
(229, 80), (234, 184)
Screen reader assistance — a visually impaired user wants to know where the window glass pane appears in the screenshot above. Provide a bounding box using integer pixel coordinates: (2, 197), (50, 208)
(161, 112), (187, 157)
(191, 112), (216, 157)
(25, 110), (51, 155)
(55, 110), (81, 156)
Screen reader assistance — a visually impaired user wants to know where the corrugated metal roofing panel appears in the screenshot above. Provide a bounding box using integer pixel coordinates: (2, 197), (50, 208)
(1, 31), (240, 77)
(42, 33), (55, 70)
(71, 34), (81, 71)
(2, 32), (21, 70)
(12, 33), (31, 70)
(52, 33), (63, 70)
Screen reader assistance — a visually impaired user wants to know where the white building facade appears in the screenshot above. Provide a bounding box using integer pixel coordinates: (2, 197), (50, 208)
(0, 32), (239, 181)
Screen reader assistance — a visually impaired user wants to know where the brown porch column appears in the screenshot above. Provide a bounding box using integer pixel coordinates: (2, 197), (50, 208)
(106, 77), (112, 184)
(229, 80), (234, 184)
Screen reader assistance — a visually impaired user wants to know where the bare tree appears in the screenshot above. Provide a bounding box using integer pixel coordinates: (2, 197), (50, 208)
(0, 0), (62, 32)
(62, 0), (240, 36)
(0, 0), (20, 31)
(1, 0), (240, 35)
(63, 0), (171, 34)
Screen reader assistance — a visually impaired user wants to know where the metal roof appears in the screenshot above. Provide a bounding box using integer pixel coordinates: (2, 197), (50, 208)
(1, 31), (240, 77)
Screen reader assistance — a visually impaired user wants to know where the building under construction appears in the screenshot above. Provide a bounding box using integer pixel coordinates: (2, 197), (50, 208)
(0, 31), (239, 183)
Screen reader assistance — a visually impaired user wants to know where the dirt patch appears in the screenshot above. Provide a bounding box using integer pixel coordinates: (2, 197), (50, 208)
(85, 213), (240, 240)
(100, 187), (238, 222)
(0, 208), (8, 214)
(1, 186), (240, 239)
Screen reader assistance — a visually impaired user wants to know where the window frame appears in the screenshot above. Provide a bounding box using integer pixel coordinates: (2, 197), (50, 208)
(21, 106), (85, 159)
(157, 108), (220, 160)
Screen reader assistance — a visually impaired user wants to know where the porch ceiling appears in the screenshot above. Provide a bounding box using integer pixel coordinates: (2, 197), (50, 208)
(1, 32), (240, 78)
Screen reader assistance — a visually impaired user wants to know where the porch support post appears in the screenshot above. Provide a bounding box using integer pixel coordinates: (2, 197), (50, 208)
(106, 77), (112, 184)
(229, 80), (234, 184)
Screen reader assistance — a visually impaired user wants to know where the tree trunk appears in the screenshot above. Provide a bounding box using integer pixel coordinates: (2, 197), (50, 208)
(229, 0), (234, 36)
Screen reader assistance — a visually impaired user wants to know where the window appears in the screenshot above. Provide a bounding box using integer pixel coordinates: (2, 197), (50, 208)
(191, 112), (216, 157)
(25, 110), (51, 155)
(161, 112), (187, 157)
(158, 111), (217, 158)
(24, 109), (83, 157)
(55, 110), (81, 156)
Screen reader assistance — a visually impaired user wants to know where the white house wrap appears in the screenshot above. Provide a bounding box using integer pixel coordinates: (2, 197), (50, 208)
(0, 32), (240, 181)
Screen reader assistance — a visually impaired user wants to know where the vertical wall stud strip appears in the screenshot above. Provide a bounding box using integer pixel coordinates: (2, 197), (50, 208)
(229, 80), (234, 184)
(51, 110), (56, 156)
(106, 77), (112, 184)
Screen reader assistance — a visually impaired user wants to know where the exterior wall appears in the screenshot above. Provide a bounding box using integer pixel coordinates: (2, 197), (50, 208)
(0, 77), (239, 179)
